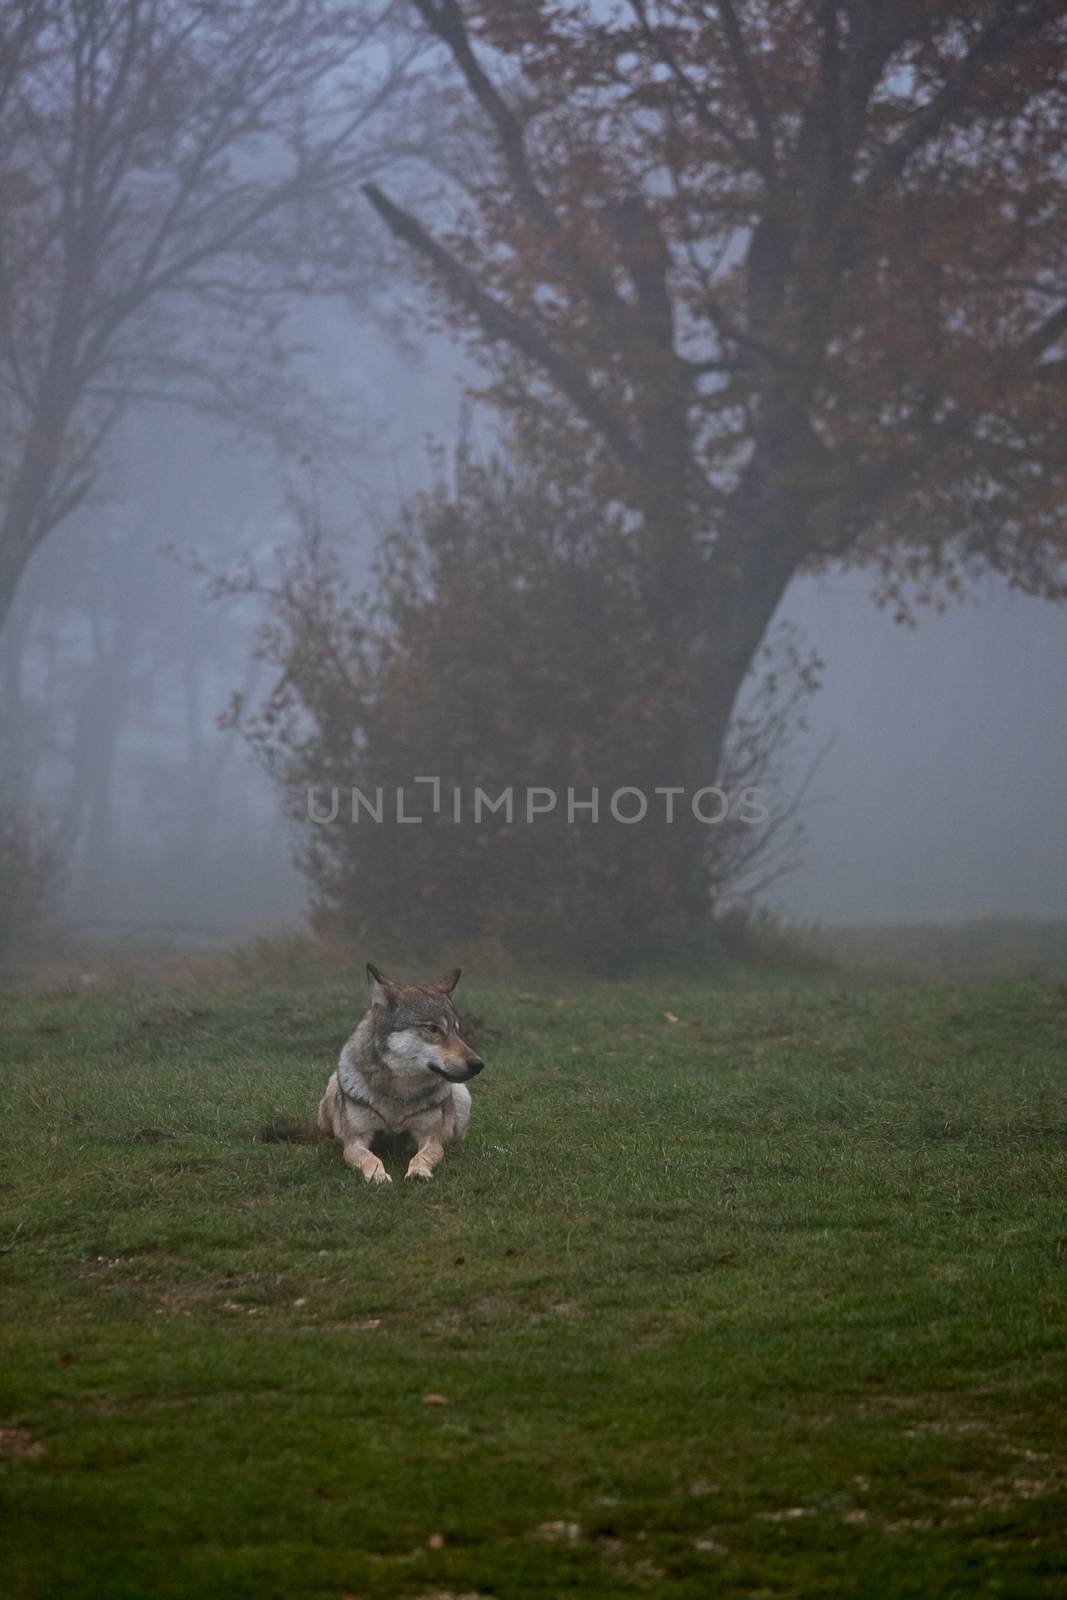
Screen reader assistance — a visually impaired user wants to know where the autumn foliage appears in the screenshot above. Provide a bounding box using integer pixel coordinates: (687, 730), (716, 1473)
(364, 1), (1067, 763)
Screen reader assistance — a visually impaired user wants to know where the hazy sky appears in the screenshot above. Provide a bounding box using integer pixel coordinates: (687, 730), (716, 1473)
(780, 573), (1067, 922)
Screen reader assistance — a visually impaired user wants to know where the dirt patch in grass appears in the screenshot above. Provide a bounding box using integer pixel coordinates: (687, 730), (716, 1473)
(73, 1253), (126, 1276)
(70, 1256), (315, 1323)
(846, 1392), (1067, 1531)
(0, 1423), (45, 1461)
(429, 1293), (586, 1336)
(945, 1445), (1067, 1515)
(409, 1592), (491, 1600)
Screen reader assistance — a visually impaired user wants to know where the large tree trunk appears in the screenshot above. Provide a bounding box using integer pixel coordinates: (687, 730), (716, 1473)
(0, 586), (34, 792)
(0, 374), (85, 638)
(652, 434), (816, 926)
(0, 515), (37, 641)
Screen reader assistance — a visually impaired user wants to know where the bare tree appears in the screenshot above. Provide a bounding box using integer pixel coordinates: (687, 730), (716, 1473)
(0, 0), (419, 632)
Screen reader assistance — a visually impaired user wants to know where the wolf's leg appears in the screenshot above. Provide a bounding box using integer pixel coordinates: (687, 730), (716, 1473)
(406, 1135), (445, 1181)
(451, 1083), (472, 1140)
(316, 1073), (340, 1136)
(343, 1136), (391, 1185)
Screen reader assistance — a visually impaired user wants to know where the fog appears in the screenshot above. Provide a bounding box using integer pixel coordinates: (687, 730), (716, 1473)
(781, 574), (1067, 923)
(7, 312), (1064, 944)
(2, 2), (1065, 960)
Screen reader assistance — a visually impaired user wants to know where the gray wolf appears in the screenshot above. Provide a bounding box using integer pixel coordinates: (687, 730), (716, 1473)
(262, 965), (483, 1183)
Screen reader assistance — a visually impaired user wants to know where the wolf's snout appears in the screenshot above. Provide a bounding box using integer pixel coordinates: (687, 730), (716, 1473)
(464, 1056), (485, 1077)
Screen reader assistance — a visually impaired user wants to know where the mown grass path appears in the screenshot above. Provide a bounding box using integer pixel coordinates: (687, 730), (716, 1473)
(2, 973), (1065, 1597)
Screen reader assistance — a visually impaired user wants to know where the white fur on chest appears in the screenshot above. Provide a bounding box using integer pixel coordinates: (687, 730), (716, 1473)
(337, 1023), (448, 1135)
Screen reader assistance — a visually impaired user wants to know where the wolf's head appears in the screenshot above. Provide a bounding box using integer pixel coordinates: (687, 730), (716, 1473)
(366, 963), (485, 1083)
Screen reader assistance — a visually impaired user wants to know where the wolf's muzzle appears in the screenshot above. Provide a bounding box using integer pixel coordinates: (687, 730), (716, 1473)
(431, 1057), (484, 1082)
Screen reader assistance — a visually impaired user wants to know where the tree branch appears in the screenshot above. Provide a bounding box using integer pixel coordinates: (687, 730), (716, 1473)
(411, 0), (557, 233)
(410, 0), (633, 339)
(715, 0), (778, 186)
(860, 0), (1058, 201)
(1024, 300), (1067, 364)
(627, 1), (767, 182)
(362, 182), (642, 469)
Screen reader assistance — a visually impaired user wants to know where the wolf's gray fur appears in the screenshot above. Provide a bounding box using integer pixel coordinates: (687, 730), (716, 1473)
(266, 964), (483, 1183)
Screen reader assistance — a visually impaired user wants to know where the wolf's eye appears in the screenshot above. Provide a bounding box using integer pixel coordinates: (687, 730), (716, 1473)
(420, 1024), (440, 1038)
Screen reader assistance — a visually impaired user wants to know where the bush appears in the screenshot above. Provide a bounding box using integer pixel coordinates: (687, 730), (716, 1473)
(226, 453), (817, 970)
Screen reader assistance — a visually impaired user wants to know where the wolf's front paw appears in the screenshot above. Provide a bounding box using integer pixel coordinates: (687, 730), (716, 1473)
(405, 1156), (434, 1181)
(362, 1158), (391, 1185)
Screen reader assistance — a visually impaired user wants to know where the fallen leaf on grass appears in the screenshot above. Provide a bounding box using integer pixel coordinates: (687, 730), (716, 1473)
(663, 1011), (680, 1024)
(534, 1520), (581, 1542)
(421, 1393), (450, 1406)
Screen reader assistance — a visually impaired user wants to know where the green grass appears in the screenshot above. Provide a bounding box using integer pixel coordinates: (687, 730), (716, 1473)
(1, 969), (1066, 1598)
(812, 920), (1067, 982)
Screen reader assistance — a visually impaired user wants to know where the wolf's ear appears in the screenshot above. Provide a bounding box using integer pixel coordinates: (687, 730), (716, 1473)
(366, 962), (396, 1008)
(432, 968), (461, 996)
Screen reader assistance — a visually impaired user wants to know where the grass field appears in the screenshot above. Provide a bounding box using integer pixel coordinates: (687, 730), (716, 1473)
(811, 920), (1067, 983)
(1, 967), (1066, 1598)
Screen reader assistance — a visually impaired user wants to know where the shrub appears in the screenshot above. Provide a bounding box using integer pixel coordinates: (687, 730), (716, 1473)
(226, 453), (818, 970)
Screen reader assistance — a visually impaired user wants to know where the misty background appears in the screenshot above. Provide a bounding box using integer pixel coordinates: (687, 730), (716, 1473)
(3, 0), (1065, 957)
(8, 300), (1065, 943)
